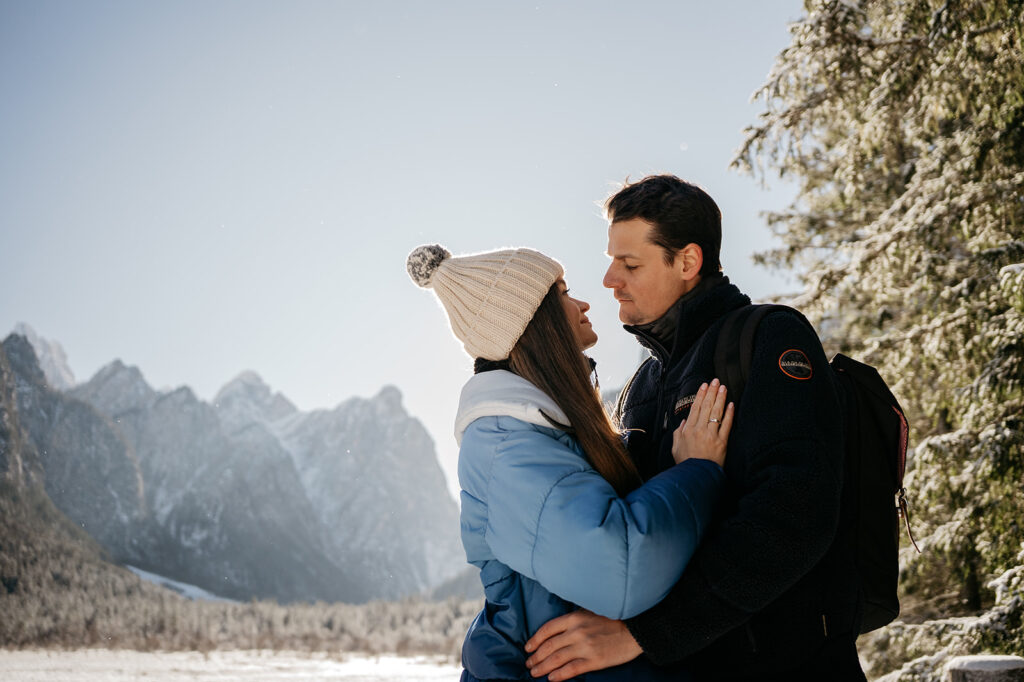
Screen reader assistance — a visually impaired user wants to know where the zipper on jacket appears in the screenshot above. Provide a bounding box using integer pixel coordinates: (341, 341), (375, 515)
(652, 363), (670, 444)
(614, 356), (654, 425)
(623, 325), (672, 445)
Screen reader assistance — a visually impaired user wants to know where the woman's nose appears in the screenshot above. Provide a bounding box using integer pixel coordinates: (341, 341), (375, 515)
(576, 298), (590, 312)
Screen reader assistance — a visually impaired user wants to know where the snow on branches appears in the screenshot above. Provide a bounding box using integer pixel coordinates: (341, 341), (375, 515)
(735, 1), (1024, 677)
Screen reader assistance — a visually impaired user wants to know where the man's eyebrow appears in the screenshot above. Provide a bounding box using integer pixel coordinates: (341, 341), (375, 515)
(607, 252), (641, 259)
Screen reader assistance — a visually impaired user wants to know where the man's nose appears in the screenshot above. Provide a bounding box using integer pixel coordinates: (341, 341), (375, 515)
(603, 264), (619, 289)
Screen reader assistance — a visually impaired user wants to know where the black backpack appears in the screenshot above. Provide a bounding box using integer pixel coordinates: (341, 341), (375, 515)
(714, 304), (919, 634)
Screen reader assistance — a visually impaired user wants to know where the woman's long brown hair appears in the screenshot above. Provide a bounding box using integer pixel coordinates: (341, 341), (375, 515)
(507, 284), (643, 496)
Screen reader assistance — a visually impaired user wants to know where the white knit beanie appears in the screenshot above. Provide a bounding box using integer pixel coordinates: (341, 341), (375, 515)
(407, 244), (564, 361)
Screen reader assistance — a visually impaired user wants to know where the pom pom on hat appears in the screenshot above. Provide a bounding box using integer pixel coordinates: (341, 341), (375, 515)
(406, 244), (452, 288)
(406, 244), (563, 361)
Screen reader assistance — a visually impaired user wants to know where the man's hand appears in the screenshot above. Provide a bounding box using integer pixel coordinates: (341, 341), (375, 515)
(524, 609), (642, 680)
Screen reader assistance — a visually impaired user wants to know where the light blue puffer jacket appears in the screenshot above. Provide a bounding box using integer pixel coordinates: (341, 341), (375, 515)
(456, 370), (724, 681)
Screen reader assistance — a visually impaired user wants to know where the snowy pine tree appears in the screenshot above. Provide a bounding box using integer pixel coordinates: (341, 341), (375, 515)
(734, 0), (1024, 677)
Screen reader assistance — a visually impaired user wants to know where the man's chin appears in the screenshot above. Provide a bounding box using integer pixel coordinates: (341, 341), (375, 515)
(617, 303), (635, 324)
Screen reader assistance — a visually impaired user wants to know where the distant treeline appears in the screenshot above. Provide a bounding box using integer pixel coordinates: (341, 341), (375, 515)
(0, 481), (479, 657)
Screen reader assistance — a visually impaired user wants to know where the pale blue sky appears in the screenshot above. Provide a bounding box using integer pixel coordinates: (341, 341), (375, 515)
(1, 0), (803, 499)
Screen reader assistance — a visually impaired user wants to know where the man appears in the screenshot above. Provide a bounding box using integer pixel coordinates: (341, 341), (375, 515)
(524, 175), (865, 680)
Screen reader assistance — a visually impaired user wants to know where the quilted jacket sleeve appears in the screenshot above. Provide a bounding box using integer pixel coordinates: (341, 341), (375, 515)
(460, 415), (724, 620)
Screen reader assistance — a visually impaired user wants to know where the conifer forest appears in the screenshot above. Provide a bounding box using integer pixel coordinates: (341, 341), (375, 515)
(734, 0), (1024, 677)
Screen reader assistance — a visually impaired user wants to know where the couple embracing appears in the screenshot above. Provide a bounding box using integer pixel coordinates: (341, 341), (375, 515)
(407, 175), (866, 681)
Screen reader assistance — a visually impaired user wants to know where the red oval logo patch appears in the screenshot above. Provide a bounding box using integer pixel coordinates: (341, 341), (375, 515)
(779, 349), (813, 380)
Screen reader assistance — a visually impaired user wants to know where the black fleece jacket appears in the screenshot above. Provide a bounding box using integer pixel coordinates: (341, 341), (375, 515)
(617, 276), (854, 677)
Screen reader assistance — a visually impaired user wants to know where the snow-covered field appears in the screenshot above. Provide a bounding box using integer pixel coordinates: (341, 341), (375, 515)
(0, 649), (462, 681)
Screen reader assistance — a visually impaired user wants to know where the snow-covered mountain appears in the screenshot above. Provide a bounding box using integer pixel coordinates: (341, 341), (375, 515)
(0, 330), (464, 604)
(12, 323), (76, 391)
(271, 384), (462, 598)
(212, 371), (464, 598)
(0, 334), (146, 559)
(69, 360), (364, 603)
(214, 370), (297, 427)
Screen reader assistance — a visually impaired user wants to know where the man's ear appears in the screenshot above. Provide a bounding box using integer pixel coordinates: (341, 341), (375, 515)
(675, 243), (703, 282)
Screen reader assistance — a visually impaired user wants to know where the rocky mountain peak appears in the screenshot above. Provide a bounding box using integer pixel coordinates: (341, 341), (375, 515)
(214, 370), (297, 430)
(217, 370), (267, 395)
(11, 323), (76, 391)
(373, 385), (404, 416)
(76, 359), (156, 415)
(2, 333), (49, 388)
(5, 329), (462, 604)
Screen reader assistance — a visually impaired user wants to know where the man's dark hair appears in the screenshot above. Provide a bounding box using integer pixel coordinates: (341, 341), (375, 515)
(604, 175), (722, 276)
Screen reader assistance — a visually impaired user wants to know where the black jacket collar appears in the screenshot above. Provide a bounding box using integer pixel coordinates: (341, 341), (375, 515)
(625, 274), (750, 363)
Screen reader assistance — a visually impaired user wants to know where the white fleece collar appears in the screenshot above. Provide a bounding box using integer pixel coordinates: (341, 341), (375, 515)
(454, 370), (571, 445)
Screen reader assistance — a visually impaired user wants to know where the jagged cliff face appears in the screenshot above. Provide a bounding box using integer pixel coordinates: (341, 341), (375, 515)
(0, 342), (27, 487)
(69, 362), (366, 603)
(1, 331), (464, 604)
(11, 323), (76, 391)
(1, 335), (145, 559)
(273, 385), (464, 599)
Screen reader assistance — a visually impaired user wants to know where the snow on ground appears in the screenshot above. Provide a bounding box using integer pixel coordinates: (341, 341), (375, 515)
(0, 649), (462, 681)
(125, 565), (239, 603)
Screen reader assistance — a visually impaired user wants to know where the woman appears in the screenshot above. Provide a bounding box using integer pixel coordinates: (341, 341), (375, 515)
(407, 244), (733, 681)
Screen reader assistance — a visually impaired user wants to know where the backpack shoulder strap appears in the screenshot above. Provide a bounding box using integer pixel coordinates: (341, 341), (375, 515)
(713, 305), (751, 398)
(714, 304), (779, 404)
